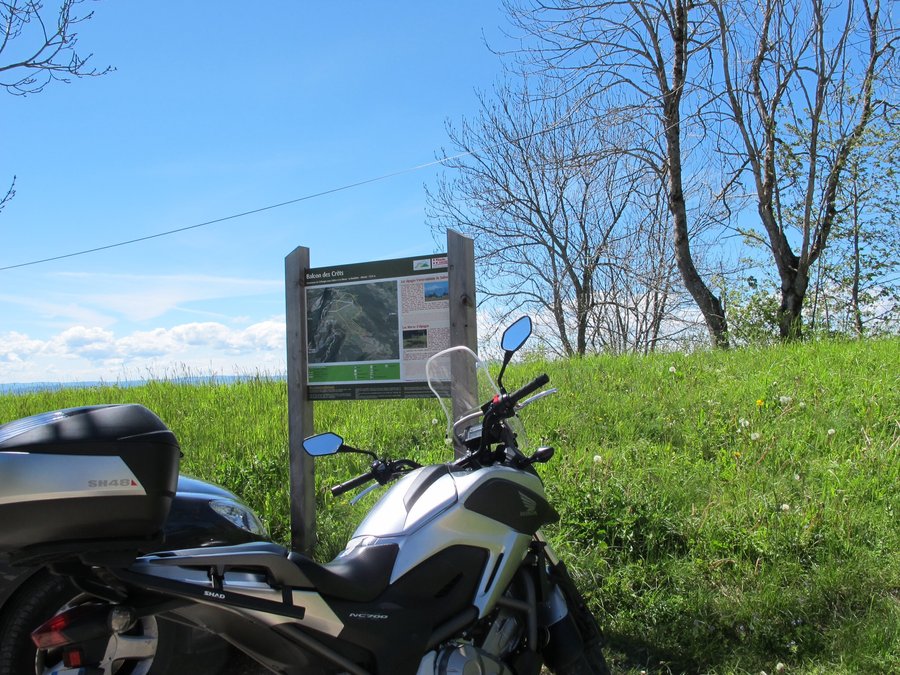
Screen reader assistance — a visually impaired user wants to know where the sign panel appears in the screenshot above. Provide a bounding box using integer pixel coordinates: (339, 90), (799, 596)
(305, 254), (450, 400)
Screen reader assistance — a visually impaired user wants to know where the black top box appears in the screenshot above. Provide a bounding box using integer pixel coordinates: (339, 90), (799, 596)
(0, 405), (181, 552)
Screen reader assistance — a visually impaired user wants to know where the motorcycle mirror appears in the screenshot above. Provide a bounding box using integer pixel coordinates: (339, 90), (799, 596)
(497, 316), (532, 392)
(501, 316), (532, 353)
(303, 432), (344, 457)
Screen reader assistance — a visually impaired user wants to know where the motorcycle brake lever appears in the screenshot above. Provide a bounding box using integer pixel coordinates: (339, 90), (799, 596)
(350, 482), (382, 505)
(516, 388), (558, 410)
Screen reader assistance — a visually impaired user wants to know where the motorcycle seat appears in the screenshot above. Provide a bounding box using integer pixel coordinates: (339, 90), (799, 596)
(147, 541), (399, 602)
(288, 543), (399, 602)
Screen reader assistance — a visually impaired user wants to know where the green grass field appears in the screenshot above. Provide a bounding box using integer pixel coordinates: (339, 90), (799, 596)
(2, 337), (897, 674)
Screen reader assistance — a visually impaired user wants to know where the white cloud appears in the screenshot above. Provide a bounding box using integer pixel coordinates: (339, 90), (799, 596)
(0, 332), (44, 363)
(58, 273), (283, 322)
(0, 294), (116, 329)
(51, 326), (119, 360)
(164, 321), (285, 354)
(117, 328), (181, 358)
(169, 322), (232, 348)
(0, 318), (287, 383)
(1, 273), (283, 331)
(231, 320), (285, 352)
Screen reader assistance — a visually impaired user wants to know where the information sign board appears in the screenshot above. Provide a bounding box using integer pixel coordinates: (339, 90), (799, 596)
(304, 254), (450, 400)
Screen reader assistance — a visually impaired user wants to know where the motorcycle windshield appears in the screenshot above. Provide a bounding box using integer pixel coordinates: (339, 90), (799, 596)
(425, 346), (530, 452)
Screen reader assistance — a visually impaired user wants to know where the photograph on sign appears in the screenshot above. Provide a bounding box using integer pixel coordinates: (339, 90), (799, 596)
(304, 255), (449, 399)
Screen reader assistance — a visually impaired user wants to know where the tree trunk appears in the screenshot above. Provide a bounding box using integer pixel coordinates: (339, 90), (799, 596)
(778, 275), (808, 340)
(851, 199), (864, 337)
(672, 194), (729, 347)
(665, 1), (729, 349)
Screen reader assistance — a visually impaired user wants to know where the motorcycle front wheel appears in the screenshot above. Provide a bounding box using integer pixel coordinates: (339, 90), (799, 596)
(542, 564), (610, 675)
(553, 640), (610, 675)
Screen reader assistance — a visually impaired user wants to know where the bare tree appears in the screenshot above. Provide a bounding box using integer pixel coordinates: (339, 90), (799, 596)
(505, 0), (731, 348)
(583, 135), (707, 354)
(2, 0), (111, 213)
(587, 185), (673, 354)
(1, 0), (111, 95)
(428, 81), (679, 356)
(0, 176), (13, 213)
(711, 0), (897, 339)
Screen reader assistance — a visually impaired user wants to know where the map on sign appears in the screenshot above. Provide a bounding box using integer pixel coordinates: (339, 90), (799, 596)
(304, 255), (450, 400)
(307, 282), (400, 364)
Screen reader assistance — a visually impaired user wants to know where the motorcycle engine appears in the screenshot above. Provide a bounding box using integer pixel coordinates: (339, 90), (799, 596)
(427, 644), (515, 675)
(415, 607), (524, 674)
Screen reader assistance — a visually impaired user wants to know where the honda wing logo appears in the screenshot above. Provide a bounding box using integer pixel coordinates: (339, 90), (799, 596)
(519, 491), (538, 518)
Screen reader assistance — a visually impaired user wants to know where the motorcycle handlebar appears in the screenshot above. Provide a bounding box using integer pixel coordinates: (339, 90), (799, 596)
(507, 373), (550, 407)
(331, 471), (376, 497)
(330, 376), (551, 495)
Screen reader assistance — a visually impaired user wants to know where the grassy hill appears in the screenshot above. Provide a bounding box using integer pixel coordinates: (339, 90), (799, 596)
(2, 337), (897, 674)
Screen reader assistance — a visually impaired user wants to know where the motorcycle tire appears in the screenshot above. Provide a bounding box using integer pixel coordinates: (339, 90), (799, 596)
(553, 641), (611, 675)
(0, 573), (75, 675)
(546, 561), (610, 675)
(0, 571), (174, 675)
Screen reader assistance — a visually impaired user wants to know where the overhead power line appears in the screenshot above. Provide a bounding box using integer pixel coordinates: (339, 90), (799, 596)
(1, 116), (581, 272)
(0, 154), (467, 272)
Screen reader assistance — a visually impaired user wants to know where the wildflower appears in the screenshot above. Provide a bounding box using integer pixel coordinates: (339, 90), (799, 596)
(669, 366), (677, 374)
(750, 432), (761, 441)
(739, 418), (750, 428)
(779, 395), (793, 406)
(794, 474), (801, 481)
(827, 428), (836, 436)
(431, 418), (439, 425)
(781, 503), (790, 512)
(756, 399), (765, 409)
(799, 401), (806, 409)
(734, 451), (741, 459)
(593, 455), (602, 464)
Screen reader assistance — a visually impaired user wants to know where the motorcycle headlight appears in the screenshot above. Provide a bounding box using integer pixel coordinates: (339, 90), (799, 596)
(209, 499), (267, 536)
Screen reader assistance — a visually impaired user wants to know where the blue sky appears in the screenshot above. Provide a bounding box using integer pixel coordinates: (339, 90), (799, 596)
(0, 1), (510, 383)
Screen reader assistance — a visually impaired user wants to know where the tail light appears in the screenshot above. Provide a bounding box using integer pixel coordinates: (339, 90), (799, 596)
(31, 603), (122, 650)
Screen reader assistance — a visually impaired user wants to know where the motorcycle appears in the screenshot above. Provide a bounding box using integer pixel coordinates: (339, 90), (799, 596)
(0, 410), (270, 675)
(0, 473), (269, 675)
(0, 316), (609, 675)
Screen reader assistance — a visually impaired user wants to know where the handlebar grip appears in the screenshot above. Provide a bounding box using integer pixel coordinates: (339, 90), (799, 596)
(508, 373), (550, 406)
(331, 471), (375, 497)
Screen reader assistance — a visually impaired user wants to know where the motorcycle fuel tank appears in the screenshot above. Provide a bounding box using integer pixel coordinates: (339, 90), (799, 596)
(345, 464), (557, 617)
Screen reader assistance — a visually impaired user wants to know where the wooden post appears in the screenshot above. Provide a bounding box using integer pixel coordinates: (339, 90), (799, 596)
(285, 246), (316, 555)
(447, 230), (478, 458)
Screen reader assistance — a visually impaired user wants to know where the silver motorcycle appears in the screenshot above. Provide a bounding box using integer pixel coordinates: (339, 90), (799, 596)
(6, 317), (609, 675)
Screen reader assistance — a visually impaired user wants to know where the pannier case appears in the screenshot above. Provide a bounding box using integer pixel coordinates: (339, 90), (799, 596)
(0, 404), (180, 551)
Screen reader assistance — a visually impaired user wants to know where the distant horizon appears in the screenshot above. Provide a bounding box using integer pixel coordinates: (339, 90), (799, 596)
(0, 372), (288, 396)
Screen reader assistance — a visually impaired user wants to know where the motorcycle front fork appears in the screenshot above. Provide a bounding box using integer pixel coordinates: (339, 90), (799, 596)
(520, 533), (605, 671)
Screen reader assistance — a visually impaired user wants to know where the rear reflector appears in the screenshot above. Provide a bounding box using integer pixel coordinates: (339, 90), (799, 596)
(63, 647), (85, 668)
